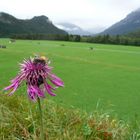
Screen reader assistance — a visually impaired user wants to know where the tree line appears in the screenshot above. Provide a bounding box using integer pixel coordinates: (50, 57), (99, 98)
(11, 33), (140, 46)
(11, 34), (81, 42)
(83, 35), (140, 46)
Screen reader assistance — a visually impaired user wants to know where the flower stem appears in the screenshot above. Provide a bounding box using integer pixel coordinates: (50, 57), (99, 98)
(28, 99), (36, 137)
(37, 97), (44, 140)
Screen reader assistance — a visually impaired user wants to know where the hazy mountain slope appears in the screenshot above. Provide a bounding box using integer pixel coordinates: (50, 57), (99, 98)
(101, 9), (140, 35)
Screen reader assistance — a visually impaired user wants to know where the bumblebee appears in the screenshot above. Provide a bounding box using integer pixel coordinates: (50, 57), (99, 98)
(33, 56), (48, 86)
(33, 56), (46, 64)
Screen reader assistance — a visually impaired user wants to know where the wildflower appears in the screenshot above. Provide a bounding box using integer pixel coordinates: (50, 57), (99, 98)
(4, 56), (64, 101)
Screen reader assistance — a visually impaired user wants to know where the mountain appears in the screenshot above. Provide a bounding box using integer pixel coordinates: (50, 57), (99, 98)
(0, 12), (67, 37)
(55, 23), (91, 35)
(126, 29), (140, 38)
(101, 8), (140, 35)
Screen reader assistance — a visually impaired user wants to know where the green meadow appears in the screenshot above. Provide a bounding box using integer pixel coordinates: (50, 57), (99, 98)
(1, 38), (140, 120)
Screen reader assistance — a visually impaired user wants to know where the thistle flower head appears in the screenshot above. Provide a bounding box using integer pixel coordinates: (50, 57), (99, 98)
(4, 56), (64, 101)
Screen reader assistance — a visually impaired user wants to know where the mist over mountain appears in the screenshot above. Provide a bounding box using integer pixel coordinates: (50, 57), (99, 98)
(55, 23), (92, 35)
(101, 8), (140, 35)
(87, 26), (106, 34)
(55, 22), (106, 35)
(0, 12), (67, 37)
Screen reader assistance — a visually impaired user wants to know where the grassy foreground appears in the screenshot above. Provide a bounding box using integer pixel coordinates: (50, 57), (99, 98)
(0, 95), (139, 140)
(1, 39), (140, 139)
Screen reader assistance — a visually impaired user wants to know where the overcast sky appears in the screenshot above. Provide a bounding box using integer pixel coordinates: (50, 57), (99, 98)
(0, 0), (140, 29)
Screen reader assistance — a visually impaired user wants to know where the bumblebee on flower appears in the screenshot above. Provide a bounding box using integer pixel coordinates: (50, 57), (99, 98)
(4, 55), (64, 101)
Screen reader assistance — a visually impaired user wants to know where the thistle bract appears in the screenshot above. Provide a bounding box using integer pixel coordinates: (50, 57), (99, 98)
(4, 56), (64, 101)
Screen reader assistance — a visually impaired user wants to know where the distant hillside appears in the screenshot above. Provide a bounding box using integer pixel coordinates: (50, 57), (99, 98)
(0, 12), (67, 37)
(101, 8), (140, 35)
(55, 23), (91, 35)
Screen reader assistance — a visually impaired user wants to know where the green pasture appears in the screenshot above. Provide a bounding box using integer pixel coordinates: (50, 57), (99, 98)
(1, 38), (140, 120)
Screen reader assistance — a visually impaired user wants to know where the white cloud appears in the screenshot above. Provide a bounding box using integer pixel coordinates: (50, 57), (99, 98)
(0, 0), (140, 29)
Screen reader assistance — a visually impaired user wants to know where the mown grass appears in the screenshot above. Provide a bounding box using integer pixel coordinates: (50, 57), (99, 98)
(1, 38), (140, 121)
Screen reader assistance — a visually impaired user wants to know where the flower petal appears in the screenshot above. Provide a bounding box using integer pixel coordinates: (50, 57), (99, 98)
(49, 74), (64, 87)
(8, 83), (19, 96)
(27, 86), (37, 101)
(36, 86), (45, 98)
(44, 82), (56, 96)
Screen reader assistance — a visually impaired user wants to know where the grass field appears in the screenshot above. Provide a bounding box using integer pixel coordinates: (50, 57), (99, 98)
(1, 38), (140, 120)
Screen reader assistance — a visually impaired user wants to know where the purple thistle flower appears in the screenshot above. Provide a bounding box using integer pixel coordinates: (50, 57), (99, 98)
(4, 56), (64, 101)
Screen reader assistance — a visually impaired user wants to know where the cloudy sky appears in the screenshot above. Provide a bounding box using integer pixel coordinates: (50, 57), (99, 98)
(0, 0), (140, 30)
